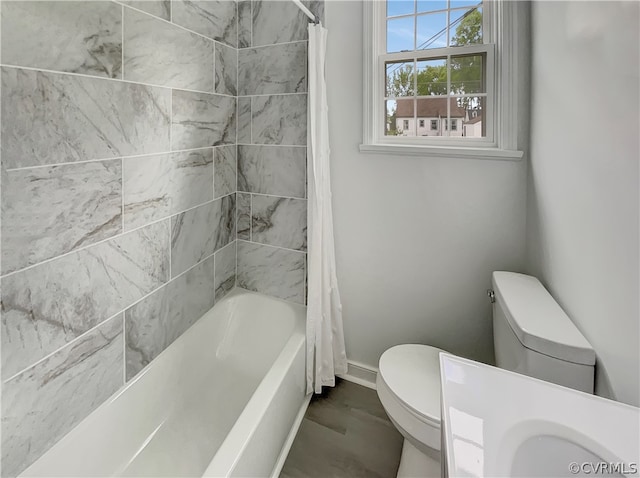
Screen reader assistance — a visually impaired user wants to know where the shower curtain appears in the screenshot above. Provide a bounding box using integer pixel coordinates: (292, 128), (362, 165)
(306, 22), (348, 394)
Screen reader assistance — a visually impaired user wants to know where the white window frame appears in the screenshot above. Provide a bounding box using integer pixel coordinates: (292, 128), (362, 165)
(360, 0), (524, 160)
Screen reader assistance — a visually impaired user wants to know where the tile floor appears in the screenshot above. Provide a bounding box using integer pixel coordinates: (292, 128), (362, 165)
(280, 379), (404, 478)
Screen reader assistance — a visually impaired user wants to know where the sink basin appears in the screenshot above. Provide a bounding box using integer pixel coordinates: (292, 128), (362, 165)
(439, 353), (639, 477)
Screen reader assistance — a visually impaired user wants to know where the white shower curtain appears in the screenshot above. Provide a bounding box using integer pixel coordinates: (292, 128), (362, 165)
(306, 23), (348, 394)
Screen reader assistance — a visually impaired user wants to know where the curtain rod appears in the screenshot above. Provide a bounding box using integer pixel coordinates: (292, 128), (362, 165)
(291, 0), (319, 24)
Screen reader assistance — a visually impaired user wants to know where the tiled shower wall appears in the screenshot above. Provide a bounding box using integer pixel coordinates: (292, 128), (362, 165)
(235, 0), (322, 305)
(0, 1), (238, 475)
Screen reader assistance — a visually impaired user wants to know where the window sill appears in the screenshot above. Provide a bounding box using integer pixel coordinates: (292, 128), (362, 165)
(358, 143), (524, 161)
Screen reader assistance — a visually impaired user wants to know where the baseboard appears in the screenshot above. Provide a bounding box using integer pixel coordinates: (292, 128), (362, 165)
(337, 360), (378, 390)
(270, 393), (312, 478)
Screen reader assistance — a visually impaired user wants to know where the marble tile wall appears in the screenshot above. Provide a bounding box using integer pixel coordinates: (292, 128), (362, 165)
(235, 0), (321, 304)
(0, 1), (238, 476)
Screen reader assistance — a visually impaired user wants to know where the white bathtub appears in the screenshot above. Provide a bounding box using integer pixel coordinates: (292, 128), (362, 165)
(21, 289), (309, 478)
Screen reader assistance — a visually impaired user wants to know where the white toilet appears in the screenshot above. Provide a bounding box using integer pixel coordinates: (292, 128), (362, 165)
(376, 271), (596, 478)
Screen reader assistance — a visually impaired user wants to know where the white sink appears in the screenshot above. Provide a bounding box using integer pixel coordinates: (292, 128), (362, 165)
(439, 353), (640, 478)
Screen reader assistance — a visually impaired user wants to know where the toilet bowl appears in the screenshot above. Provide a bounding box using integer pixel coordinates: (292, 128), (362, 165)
(376, 272), (596, 478)
(376, 344), (444, 478)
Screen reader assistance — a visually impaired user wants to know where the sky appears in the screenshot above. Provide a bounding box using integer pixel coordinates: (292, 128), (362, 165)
(386, 0), (481, 53)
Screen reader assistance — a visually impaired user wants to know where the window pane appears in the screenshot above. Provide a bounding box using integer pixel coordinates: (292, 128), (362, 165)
(450, 54), (484, 94)
(412, 97), (454, 136)
(456, 96), (486, 138)
(387, 16), (415, 52)
(386, 61), (415, 97)
(451, 0), (481, 9)
(385, 100), (398, 136)
(450, 7), (482, 46)
(416, 58), (447, 96)
(417, 0), (447, 13)
(386, 99), (416, 136)
(387, 0), (414, 17)
(416, 12), (448, 50)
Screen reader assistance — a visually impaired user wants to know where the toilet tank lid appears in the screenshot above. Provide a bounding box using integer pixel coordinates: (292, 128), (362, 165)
(492, 272), (595, 366)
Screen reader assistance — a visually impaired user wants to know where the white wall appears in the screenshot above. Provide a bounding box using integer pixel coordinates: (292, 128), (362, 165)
(527, 1), (639, 406)
(325, 1), (528, 370)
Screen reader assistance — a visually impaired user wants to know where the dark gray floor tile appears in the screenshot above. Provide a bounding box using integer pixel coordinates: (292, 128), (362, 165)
(281, 379), (403, 478)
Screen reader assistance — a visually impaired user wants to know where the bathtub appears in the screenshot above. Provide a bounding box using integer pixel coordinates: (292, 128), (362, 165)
(21, 289), (310, 477)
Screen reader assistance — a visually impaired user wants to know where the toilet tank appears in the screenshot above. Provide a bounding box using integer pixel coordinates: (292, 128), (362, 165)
(491, 272), (595, 394)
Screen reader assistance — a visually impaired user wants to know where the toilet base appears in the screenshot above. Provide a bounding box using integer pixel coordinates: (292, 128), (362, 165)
(396, 439), (441, 478)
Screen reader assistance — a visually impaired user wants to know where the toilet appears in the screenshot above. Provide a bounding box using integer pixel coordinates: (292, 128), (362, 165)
(376, 271), (596, 478)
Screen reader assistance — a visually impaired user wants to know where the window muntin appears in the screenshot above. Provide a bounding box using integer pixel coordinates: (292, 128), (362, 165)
(382, 0), (492, 141)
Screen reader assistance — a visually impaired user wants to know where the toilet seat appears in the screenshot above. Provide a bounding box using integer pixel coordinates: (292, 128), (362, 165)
(376, 344), (444, 452)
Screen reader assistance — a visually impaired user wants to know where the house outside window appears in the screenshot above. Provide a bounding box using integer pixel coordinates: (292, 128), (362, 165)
(361, 0), (524, 159)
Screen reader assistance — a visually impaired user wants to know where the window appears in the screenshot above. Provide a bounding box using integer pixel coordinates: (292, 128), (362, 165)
(361, 0), (524, 159)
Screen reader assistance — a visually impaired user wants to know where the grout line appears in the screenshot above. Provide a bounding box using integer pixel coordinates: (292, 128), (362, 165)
(236, 143), (306, 148)
(212, 146), (216, 201)
(168, 215), (173, 279)
(249, 96), (253, 144)
(236, 238), (307, 255)
(0, 193), (235, 280)
(0, 63), (237, 99)
(169, 89), (173, 152)
(122, 313), (127, 384)
(121, 157), (125, 232)
(121, 4), (125, 79)
(6, 146), (217, 172)
(235, 91), (308, 98)
(240, 191), (306, 201)
(213, 41), (216, 94)
(249, 192), (253, 242)
(3, 312), (124, 384)
(240, 39), (309, 51)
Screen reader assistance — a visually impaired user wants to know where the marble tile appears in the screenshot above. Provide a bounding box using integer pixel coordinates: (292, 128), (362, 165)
(237, 241), (305, 304)
(170, 195), (235, 277)
(125, 256), (215, 380)
(237, 192), (251, 241)
(172, 0), (237, 46)
(238, 42), (307, 96)
(238, 145), (306, 198)
(214, 240), (236, 301)
(252, 94), (307, 145)
(1, 160), (122, 275)
(172, 89), (236, 150)
(215, 42), (238, 96)
(237, 1), (251, 48)
(251, 0), (323, 47)
(214, 145), (237, 198)
(123, 149), (213, 230)
(1, 315), (123, 478)
(1, 221), (169, 380)
(1, 67), (170, 169)
(123, 8), (214, 92)
(1, 1), (122, 79)
(121, 0), (170, 20)
(237, 96), (252, 144)
(252, 195), (307, 251)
